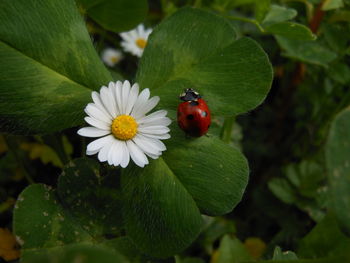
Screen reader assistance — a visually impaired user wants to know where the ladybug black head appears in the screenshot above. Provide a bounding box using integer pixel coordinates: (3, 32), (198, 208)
(179, 88), (201, 102)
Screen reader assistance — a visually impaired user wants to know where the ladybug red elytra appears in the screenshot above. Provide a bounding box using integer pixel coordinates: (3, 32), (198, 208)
(177, 88), (211, 137)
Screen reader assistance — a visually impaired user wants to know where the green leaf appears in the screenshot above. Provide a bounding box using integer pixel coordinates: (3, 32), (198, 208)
(0, 0), (111, 134)
(268, 178), (297, 204)
(137, 7), (273, 117)
(163, 127), (249, 216)
(325, 107), (350, 234)
(255, 0), (271, 22)
(275, 36), (337, 67)
(323, 23), (350, 53)
(322, 0), (344, 10)
(328, 63), (350, 85)
(297, 213), (350, 259)
(272, 246), (298, 260)
(13, 159), (125, 261)
(214, 235), (253, 263)
(78, 0), (148, 32)
(265, 22), (316, 40)
(122, 158), (203, 258)
(57, 158), (123, 236)
(262, 5), (297, 26)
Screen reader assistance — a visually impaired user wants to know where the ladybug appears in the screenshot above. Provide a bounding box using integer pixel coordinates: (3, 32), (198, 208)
(177, 88), (211, 137)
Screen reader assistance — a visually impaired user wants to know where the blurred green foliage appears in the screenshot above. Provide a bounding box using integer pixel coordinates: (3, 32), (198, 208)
(1, 0), (350, 262)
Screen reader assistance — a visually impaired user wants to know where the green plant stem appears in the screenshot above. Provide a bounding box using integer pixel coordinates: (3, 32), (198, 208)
(220, 116), (235, 144)
(4, 135), (35, 184)
(225, 14), (265, 33)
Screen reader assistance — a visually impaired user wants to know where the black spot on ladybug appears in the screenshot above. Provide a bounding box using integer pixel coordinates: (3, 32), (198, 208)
(177, 111), (181, 116)
(201, 111), (208, 117)
(207, 124), (210, 129)
(189, 101), (199, 106)
(187, 114), (194, 120)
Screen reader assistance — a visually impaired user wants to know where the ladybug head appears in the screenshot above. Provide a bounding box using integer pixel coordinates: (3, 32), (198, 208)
(179, 88), (201, 102)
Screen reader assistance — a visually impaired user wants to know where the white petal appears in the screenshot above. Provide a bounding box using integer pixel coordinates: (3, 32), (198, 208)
(120, 141), (130, 168)
(131, 88), (150, 117)
(91, 92), (112, 119)
(138, 117), (171, 127)
(136, 110), (168, 123)
(122, 80), (131, 114)
(125, 83), (139, 115)
(84, 117), (110, 130)
(136, 134), (166, 151)
(138, 24), (145, 35)
(140, 133), (171, 140)
(138, 126), (170, 135)
(107, 140), (118, 165)
(114, 81), (124, 115)
(112, 139), (124, 166)
(85, 103), (112, 124)
(133, 96), (160, 119)
(100, 86), (117, 117)
(87, 135), (114, 153)
(129, 29), (138, 40)
(139, 134), (167, 151)
(98, 141), (114, 162)
(145, 152), (161, 160)
(126, 140), (148, 167)
(87, 149), (99, 156)
(77, 127), (110, 138)
(133, 134), (161, 155)
(108, 82), (119, 116)
(101, 48), (123, 67)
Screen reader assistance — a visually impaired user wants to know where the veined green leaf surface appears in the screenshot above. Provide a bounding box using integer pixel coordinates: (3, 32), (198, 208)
(13, 159), (127, 262)
(164, 126), (249, 216)
(137, 7), (273, 117)
(0, 0), (111, 134)
(122, 158), (203, 258)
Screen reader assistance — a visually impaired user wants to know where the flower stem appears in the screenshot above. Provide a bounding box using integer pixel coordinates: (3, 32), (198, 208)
(220, 116), (236, 144)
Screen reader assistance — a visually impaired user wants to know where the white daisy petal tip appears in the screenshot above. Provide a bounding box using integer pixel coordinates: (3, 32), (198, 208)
(78, 80), (170, 168)
(119, 24), (152, 58)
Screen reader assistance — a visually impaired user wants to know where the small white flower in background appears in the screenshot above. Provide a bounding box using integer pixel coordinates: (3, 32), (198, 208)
(120, 24), (152, 58)
(101, 48), (123, 67)
(78, 80), (171, 168)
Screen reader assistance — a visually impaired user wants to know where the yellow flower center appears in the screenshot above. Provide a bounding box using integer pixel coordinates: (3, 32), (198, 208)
(111, 115), (138, 140)
(110, 56), (120, 63)
(135, 38), (147, 49)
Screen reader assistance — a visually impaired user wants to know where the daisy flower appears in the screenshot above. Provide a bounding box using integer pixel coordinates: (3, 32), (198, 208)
(77, 80), (171, 168)
(101, 48), (123, 67)
(120, 24), (152, 57)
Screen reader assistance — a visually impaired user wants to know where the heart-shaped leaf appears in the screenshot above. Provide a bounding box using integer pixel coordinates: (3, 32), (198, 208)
(122, 158), (203, 258)
(0, 0), (111, 134)
(13, 158), (126, 261)
(163, 127), (249, 216)
(137, 7), (273, 117)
